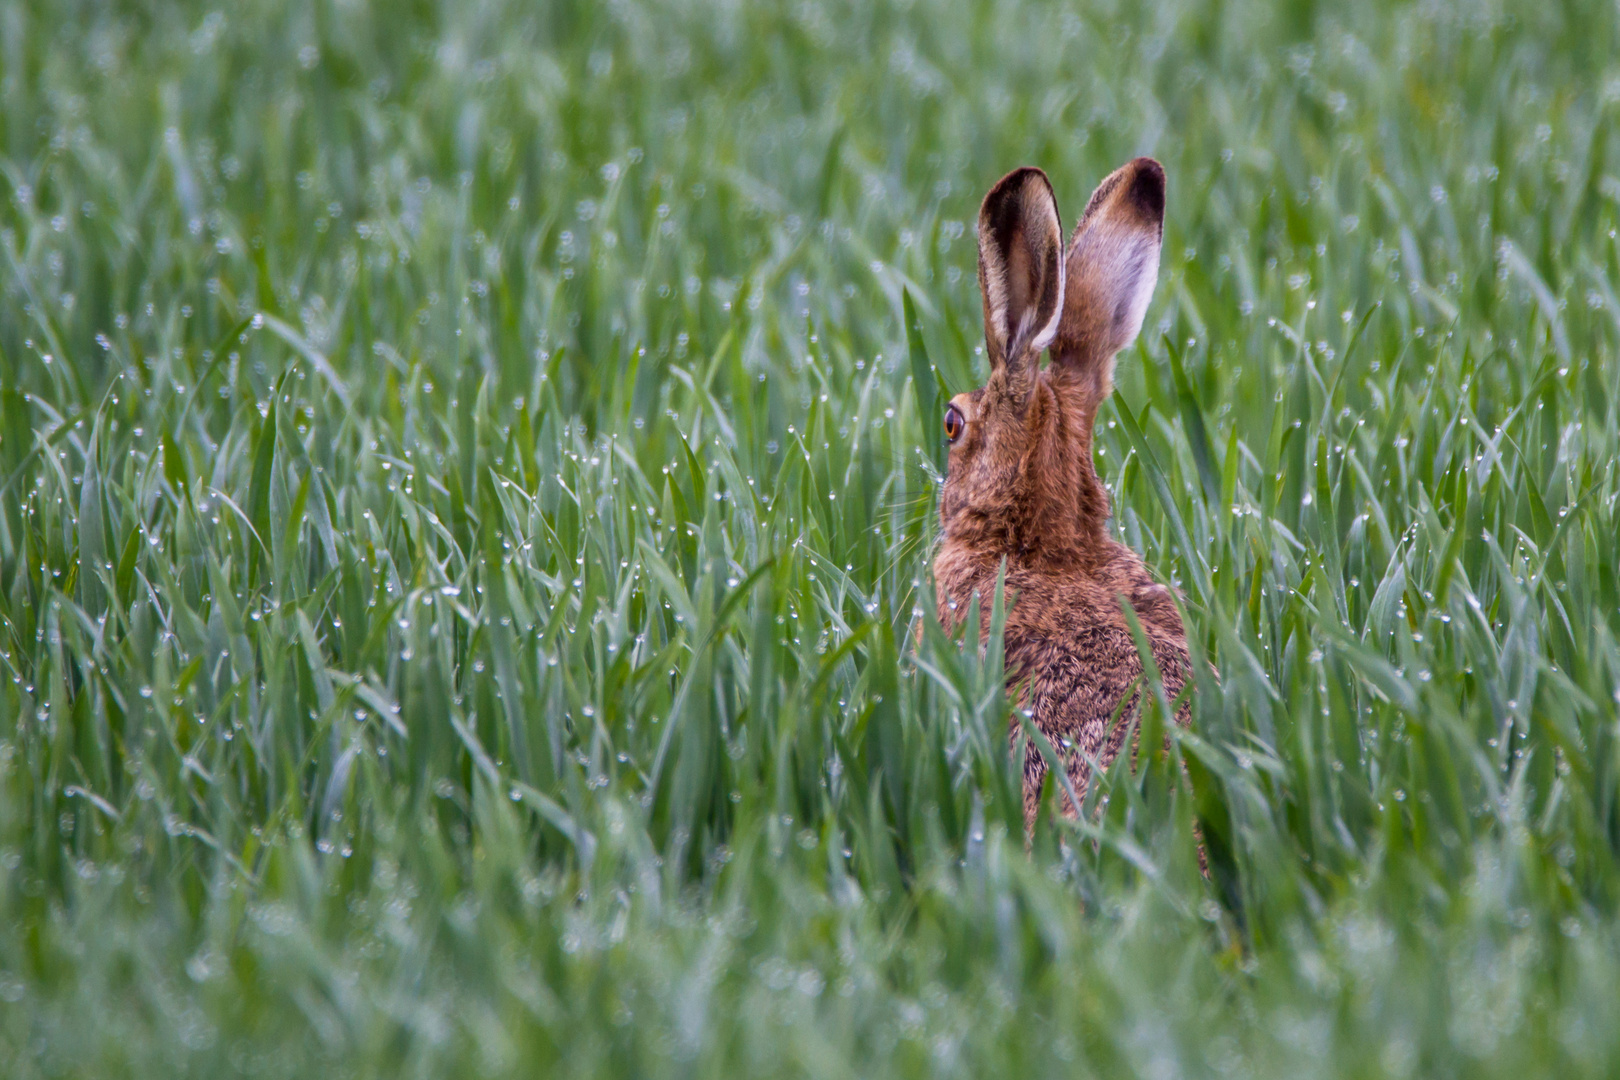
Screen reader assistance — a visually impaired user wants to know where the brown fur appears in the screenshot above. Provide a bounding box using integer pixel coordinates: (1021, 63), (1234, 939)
(935, 159), (1192, 832)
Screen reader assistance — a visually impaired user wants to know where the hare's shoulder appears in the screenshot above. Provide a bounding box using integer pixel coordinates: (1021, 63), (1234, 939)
(1092, 541), (1187, 644)
(1004, 546), (1186, 656)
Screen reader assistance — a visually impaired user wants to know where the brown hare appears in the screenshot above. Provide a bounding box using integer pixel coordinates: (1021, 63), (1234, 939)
(933, 159), (1192, 831)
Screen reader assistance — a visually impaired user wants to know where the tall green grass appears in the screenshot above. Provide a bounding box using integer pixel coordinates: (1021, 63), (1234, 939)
(2, 0), (1620, 1074)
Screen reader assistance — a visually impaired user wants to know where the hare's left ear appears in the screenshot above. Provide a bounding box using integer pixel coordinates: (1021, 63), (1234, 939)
(1054, 157), (1165, 372)
(977, 167), (1065, 383)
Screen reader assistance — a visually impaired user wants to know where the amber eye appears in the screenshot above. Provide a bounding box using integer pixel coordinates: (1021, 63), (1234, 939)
(943, 404), (965, 443)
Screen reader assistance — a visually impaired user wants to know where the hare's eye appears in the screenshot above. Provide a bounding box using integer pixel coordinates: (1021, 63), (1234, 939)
(943, 404), (965, 443)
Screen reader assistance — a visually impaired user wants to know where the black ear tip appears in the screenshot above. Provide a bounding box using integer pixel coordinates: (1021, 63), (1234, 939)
(982, 166), (1053, 212)
(1015, 165), (1055, 193)
(1124, 158), (1166, 218)
(1004, 165), (1051, 188)
(979, 166), (1061, 247)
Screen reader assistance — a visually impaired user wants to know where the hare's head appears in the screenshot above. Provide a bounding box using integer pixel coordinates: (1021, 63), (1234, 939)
(938, 158), (1166, 569)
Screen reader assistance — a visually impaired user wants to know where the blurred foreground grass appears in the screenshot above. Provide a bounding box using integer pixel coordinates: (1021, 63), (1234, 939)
(3, 0), (1620, 1075)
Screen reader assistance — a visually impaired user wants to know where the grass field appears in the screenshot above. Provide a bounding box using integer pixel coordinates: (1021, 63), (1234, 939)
(3, 0), (1620, 1075)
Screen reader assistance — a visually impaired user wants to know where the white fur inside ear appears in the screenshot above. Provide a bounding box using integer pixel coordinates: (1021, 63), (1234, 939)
(983, 259), (1011, 356)
(1109, 239), (1159, 353)
(1027, 254), (1065, 354)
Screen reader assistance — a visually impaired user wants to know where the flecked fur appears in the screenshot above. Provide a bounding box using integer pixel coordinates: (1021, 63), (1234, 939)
(935, 158), (1192, 832)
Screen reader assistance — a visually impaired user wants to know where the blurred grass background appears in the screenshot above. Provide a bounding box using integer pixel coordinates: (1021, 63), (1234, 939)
(2, 0), (1620, 1075)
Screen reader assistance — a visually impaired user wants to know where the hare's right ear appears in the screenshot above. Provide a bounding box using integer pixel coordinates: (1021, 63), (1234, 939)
(977, 167), (1064, 385)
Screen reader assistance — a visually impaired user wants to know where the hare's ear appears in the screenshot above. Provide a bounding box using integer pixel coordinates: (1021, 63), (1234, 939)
(1053, 158), (1164, 385)
(977, 167), (1065, 381)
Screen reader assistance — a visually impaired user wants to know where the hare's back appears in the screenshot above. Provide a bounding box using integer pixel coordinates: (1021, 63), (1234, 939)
(1005, 558), (1192, 740)
(1005, 609), (1189, 818)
